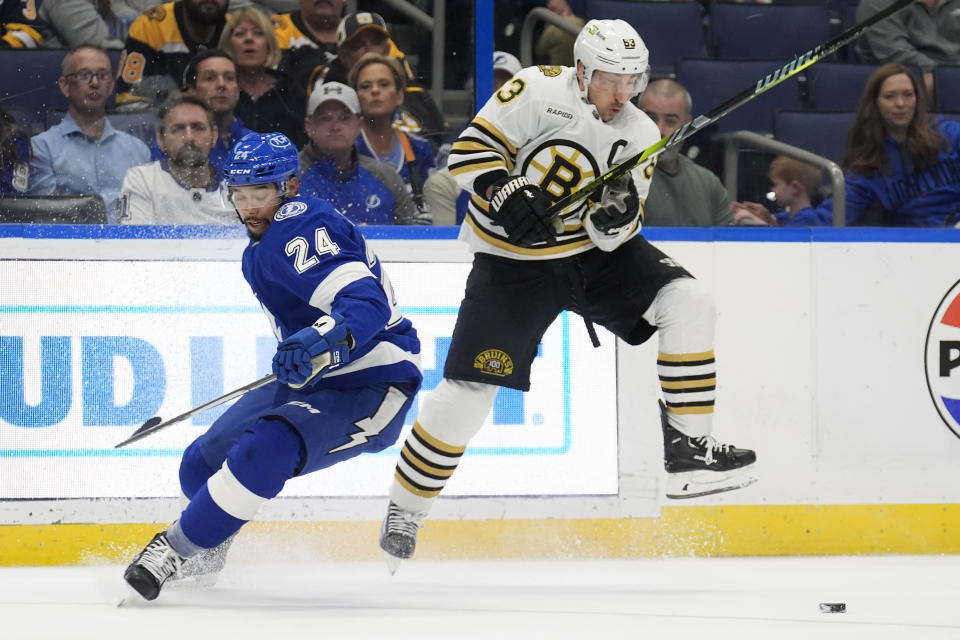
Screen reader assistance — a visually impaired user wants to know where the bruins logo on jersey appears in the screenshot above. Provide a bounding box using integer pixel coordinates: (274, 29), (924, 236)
(521, 140), (600, 207)
(146, 5), (166, 21)
(537, 65), (563, 77)
(474, 349), (514, 377)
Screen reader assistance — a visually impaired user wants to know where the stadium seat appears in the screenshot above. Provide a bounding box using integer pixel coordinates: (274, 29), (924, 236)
(710, 4), (831, 60)
(935, 66), (960, 112)
(774, 110), (855, 165)
(0, 195), (108, 224)
(0, 49), (69, 132)
(584, 0), (706, 75)
(676, 58), (804, 135)
(805, 63), (880, 111)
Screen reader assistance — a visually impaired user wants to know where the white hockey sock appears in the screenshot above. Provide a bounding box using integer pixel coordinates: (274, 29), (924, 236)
(389, 379), (498, 514)
(643, 277), (717, 438)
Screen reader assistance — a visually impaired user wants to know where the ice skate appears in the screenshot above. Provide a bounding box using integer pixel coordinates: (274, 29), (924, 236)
(123, 531), (186, 601)
(170, 533), (236, 588)
(660, 402), (757, 499)
(379, 501), (425, 575)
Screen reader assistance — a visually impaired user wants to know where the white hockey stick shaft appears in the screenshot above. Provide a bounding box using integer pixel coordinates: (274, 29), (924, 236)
(114, 352), (332, 448)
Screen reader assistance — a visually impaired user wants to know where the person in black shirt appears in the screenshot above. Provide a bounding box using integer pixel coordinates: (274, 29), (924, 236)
(220, 7), (307, 147)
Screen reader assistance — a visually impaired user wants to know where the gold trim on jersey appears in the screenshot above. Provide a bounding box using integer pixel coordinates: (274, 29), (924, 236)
(469, 117), (518, 157)
(464, 214), (593, 257)
(448, 158), (508, 178)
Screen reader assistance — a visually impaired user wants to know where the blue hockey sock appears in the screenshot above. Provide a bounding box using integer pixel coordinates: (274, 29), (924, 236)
(177, 419), (304, 550)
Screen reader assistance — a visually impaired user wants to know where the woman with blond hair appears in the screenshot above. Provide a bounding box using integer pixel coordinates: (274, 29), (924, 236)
(219, 7), (306, 147)
(349, 53), (435, 217)
(841, 63), (960, 226)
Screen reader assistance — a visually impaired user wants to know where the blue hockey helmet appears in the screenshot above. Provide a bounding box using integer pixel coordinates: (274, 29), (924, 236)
(223, 132), (300, 197)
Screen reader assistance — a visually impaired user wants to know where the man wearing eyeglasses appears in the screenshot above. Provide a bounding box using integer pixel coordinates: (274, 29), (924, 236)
(28, 45), (150, 222)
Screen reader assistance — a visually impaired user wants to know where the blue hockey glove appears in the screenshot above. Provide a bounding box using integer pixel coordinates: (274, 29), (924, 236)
(272, 314), (352, 389)
(589, 173), (640, 235)
(489, 176), (557, 247)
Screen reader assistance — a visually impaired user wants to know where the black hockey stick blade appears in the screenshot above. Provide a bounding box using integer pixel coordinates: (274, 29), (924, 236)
(114, 372), (278, 448)
(546, 0), (912, 217)
(113, 351), (334, 448)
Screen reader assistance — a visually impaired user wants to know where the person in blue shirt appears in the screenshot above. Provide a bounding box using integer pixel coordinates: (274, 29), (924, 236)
(349, 53), (434, 220)
(122, 132), (423, 602)
(299, 81), (428, 225)
(28, 44), (150, 221)
(841, 63), (960, 227)
(733, 156), (832, 227)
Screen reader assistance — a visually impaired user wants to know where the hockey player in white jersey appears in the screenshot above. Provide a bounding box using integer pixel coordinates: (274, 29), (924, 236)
(379, 19), (757, 569)
(123, 132), (422, 601)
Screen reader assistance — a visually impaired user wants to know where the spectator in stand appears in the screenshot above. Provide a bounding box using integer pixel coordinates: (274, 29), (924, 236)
(307, 12), (447, 150)
(1, 0), (43, 48)
(639, 79), (734, 226)
(350, 53), (434, 219)
(115, 0), (229, 108)
(36, 0), (157, 49)
(423, 50), (518, 226)
(299, 81), (427, 225)
(534, 0), (585, 67)
(273, 0), (344, 89)
(219, 7), (307, 147)
(119, 94), (235, 224)
(492, 50), (521, 89)
(0, 105), (31, 194)
(838, 63), (960, 226)
(856, 0), (960, 99)
(29, 45), (150, 221)
(150, 50), (254, 174)
(732, 156), (832, 226)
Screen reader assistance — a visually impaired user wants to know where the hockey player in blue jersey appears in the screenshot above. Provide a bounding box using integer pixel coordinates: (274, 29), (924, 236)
(123, 132), (423, 601)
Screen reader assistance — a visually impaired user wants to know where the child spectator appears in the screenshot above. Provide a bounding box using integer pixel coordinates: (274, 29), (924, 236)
(733, 156), (831, 226)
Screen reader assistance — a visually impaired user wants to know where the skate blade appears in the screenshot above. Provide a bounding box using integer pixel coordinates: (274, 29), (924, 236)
(666, 469), (758, 500)
(384, 552), (403, 576)
(116, 582), (150, 607)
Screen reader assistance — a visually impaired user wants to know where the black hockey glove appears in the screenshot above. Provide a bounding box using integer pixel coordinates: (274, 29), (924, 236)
(489, 176), (557, 247)
(590, 174), (640, 235)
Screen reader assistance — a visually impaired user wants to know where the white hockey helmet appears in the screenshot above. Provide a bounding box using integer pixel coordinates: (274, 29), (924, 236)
(574, 19), (650, 102)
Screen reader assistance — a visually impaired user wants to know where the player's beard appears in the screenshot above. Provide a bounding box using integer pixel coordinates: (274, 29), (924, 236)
(184, 0), (227, 26)
(171, 144), (207, 169)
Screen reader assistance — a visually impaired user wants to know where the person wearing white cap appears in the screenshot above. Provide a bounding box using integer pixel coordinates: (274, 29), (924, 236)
(493, 50), (522, 90)
(299, 81), (428, 225)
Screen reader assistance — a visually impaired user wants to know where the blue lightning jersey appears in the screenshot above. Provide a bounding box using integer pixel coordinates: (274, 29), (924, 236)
(241, 195), (422, 391)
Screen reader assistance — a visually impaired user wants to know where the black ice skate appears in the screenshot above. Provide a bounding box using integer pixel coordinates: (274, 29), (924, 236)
(660, 401), (757, 499)
(379, 501), (425, 575)
(172, 533), (236, 588)
(123, 531), (186, 601)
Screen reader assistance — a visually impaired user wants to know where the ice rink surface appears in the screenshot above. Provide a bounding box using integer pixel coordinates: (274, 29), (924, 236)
(3, 555), (959, 639)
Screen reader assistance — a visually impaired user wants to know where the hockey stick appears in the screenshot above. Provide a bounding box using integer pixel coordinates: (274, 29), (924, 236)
(546, 0), (912, 217)
(114, 352), (332, 448)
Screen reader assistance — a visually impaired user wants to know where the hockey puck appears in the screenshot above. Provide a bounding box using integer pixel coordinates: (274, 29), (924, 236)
(819, 602), (846, 613)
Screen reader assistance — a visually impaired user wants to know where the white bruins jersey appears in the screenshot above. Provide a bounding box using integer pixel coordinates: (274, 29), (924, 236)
(448, 64), (661, 260)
